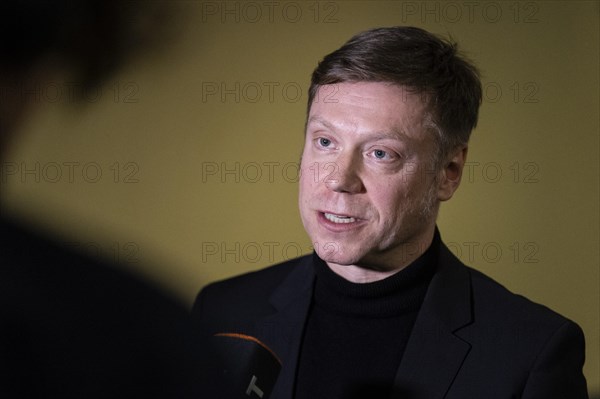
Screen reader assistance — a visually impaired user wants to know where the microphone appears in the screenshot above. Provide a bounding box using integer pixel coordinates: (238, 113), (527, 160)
(201, 332), (282, 398)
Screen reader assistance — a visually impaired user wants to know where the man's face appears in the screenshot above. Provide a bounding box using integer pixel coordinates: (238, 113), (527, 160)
(299, 82), (450, 273)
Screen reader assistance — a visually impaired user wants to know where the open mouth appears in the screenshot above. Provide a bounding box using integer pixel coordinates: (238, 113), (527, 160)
(323, 212), (357, 224)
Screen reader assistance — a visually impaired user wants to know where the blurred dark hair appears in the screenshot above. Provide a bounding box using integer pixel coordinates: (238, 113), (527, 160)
(0, 1), (179, 152)
(308, 26), (482, 162)
(0, 0), (170, 89)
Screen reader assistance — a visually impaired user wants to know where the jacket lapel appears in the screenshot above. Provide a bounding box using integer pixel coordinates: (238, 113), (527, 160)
(391, 244), (473, 399)
(254, 255), (316, 399)
(250, 244), (474, 399)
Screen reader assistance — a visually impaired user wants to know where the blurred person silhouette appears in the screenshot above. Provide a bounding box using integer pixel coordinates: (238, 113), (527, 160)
(0, 2), (202, 398)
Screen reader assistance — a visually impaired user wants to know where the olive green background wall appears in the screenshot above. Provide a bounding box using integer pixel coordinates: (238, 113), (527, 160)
(1, 0), (598, 392)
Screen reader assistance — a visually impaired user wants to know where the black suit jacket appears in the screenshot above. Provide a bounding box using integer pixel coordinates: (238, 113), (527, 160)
(193, 242), (588, 398)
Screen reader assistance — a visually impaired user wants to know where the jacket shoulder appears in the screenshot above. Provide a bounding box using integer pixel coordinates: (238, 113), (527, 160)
(439, 244), (574, 329)
(452, 264), (588, 396)
(466, 265), (574, 328)
(192, 255), (311, 332)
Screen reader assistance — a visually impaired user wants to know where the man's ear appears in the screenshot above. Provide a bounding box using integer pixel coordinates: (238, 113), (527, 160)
(437, 146), (468, 202)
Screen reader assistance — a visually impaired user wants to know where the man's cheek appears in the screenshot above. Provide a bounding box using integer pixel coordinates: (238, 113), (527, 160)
(300, 163), (320, 186)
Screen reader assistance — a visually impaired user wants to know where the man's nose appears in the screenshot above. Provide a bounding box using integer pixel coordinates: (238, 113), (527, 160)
(323, 152), (364, 194)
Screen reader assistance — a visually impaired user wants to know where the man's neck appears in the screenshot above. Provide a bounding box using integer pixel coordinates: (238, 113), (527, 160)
(326, 228), (436, 283)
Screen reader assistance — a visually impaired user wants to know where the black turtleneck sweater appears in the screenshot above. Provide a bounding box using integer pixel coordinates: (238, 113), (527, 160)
(294, 233), (440, 399)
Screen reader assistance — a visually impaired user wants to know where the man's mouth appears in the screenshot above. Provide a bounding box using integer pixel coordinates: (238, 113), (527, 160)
(323, 212), (357, 224)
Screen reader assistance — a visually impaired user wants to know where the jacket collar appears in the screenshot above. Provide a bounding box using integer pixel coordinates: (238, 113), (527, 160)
(254, 254), (316, 399)
(391, 244), (473, 398)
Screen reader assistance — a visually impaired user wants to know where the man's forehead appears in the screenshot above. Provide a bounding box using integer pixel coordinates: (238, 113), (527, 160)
(306, 82), (431, 140)
(313, 81), (429, 106)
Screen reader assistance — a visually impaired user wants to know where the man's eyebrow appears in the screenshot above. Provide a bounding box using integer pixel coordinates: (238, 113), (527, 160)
(306, 116), (412, 142)
(369, 130), (412, 142)
(306, 116), (336, 132)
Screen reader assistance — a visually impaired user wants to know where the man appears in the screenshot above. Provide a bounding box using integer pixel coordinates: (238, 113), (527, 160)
(193, 26), (588, 398)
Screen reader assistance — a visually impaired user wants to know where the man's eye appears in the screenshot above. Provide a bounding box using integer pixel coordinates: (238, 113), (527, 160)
(373, 149), (387, 159)
(318, 138), (332, 147)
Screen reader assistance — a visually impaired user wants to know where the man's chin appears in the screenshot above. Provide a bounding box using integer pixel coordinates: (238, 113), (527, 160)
(314, 244), (361, 267)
